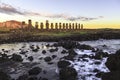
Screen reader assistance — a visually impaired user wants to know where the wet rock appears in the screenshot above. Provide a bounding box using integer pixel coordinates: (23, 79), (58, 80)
(44, 56), (52, 62)
(103, 50), (120, 80)
(0, 53), (9, 63)
(94, 61), (101, 65)
(95, 72), (104, 78)
(57, 60), (71, 68)
(28, 67), (42, 75)
(43, 70), (47, 74)
(19, 50), (27, 54)
(49, 48), (58, 53)
(105, 54), (120, 71)
(30, 45), (34, 49)
(57, 40), (79, 49)
(102, 71), (120, 80)
(61, 50), (68, 54)
(82, 58), (89, 62)
(27, 76), (37, 80)
(17, 74), (28, 80)
(11, 54), (23, 62)
(102, 44), (107, 47)
(48, 62), (54, 65)
(52, 55), (57, 59)
(68, 49), (77, 56)
(46, 44), (50, 47)
(0, 70), (11, 80)
(63, 49), (77, 61)
(59, 67), (78, 80)
(93, 51), (109, 60)
(63, 55), (75, 61)
(116, 49), (120, 55)
(78, 44), (94, 50)
(32, 48), (39, 52)
(41, 78), (48, 80)
(36, 45), (40, 49)
(42, 50), (46, 54)
(28, 56), (34, 61)
(79, 54), (89, 58)
(39, 57), (43, 60)
(93, 68), (100, 73)
(97, 51), (109, 57)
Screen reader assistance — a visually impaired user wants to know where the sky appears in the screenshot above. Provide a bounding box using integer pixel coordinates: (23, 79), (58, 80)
(0, 0), (120, 29)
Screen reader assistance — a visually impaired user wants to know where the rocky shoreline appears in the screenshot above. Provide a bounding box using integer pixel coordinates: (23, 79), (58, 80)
(0, 40), (120, 80)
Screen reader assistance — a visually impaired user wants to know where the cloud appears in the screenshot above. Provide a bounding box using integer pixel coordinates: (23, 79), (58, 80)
(0, 3), (23, 15)
(0, 3), (104, 21)
(66, 16), (103, 21)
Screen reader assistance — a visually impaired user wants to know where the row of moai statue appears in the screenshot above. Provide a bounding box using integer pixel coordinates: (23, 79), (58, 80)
(21, 20), (84, 30)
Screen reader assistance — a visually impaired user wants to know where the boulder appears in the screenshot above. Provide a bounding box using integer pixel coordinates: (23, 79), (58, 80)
(59, 67), (78, 80)
(27, 76), (37, 80)
(78, 44), (94, 50)
(0, 53), (9, 63)
(93, 51), (109, 60)
(102, 71), (120, 80)
(0, 70), (11, 80)
(42, 50), (46, 54)
(32, 48), (39, 52)
(28, 67), (42, 75)
(57, 60), (71, 68)
(105, 54), (120, 71)
(61, 50), (68, 54)
(57, 40), (79, 49)
(44, 56), (52, 62)
(11, 54), (23, 62)
(17, 74), (28, 80)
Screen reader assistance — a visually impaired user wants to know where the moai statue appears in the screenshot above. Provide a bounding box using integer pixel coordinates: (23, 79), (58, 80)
(59, 23), (62, 30)
(35, 22), (39, 29)
(75, 23), (78, 30)
(21, 21), (25, 29)
(81, 24), (84, 29)
(40, 22), (44, 30)
(28, 19), (33, 29)
(78, 23), (81, 30)
(46, 20), (49, 30)
(69, 23), (72, 30)
(51, 23), (54, 30)
(63, 23), (65, 30)
(66, 23), (68, 30)
(55, 23), (58, 30)
(72, 23), (75, 30)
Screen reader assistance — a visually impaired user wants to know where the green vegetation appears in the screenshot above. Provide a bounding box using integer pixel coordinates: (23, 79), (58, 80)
(0, 28), (120, 43)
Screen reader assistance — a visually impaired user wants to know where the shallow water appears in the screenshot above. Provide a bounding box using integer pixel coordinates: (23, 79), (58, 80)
(0, 39), (120, 80)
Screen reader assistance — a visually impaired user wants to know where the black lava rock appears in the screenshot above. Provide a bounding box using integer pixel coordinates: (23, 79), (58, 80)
(42, 50), (46, 54)
(57, 60), (71, 68)
(17, 74), (28, 80)
(59, 67), (78, 80)
(0, 70), (11, 80)
(102, 71), (120, 80)
(61, 50), (68, 54)
(11, 54), (23, 62)
(28, 56), (34, 61)
(105, 54), (120, 71)
(27, 77), (37, 80)
(44, 56), (52, 62)
(52, 55), (57, 59)
(28, 67), (42, 75)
